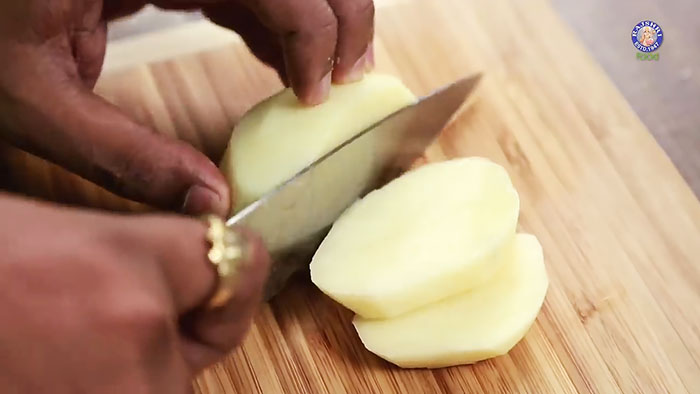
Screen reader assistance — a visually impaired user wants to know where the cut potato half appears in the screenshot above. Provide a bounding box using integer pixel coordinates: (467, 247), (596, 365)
(310, 157), (520, 319)
(220, 73), (417, 214)
(353, 233), (549, 369)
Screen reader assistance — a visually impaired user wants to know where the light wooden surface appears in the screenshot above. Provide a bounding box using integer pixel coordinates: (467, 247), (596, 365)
(3, 0), (700, 392)
(104, 0), (700, 198)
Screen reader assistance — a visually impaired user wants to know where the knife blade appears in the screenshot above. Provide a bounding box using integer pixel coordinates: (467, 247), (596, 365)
(227, 73), (482, 299)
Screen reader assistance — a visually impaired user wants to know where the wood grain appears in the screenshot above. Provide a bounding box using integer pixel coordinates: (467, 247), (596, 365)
(2, 0), (699, 392)
(104, 0), (700, 197)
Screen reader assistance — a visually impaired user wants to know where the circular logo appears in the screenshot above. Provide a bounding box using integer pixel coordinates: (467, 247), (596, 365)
(632, 20), (664, 52)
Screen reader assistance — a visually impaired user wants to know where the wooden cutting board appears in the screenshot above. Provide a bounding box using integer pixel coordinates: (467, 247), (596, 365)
(3, 0), (700, 392)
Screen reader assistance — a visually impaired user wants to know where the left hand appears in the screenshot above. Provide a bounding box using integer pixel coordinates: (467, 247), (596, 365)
(0, 0), (375, 217)
(110, 0), (376, 105)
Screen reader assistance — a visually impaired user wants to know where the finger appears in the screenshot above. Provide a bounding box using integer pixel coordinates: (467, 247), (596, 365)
(132, 215), (270, 371)
(0, 63), (230, 217)
(326, 0), (375, 83)
(235, 0), (339, 105)
(202, 4), (288, 86)
(366, 40), (375, 69)
(102, 0), (148, 20)
(132, 215), (219, 313)
(102, 0), (209, 20)
(183, 227), (270, 370)
(109, 213), (220, 374)
(72, 21), (107, 89)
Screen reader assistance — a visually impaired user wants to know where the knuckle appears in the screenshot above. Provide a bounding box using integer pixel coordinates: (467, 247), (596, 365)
(298, 4), (338, 36)
(107, 135), (197, 209)
(317, 13), (339, 34)
(335, 0), (375, 20)
(109, 294), (174, 346)
(245, 234), (272, 286)
(236, 272), (266, 304)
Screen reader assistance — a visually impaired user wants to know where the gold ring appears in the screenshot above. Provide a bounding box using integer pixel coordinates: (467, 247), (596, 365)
(201, 215), (247, 309)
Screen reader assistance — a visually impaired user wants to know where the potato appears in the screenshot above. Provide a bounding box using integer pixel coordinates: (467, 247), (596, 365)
(353, 233), (549, 369)
(219, 73), (417, 214)
(310, 157), (520, 319)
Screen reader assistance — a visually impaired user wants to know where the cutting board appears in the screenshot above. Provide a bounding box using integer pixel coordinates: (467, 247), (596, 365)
(3, 0), (700, 392)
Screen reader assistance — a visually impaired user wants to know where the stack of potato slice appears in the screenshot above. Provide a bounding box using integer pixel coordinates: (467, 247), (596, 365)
(310, 157), (549, 368)
(220, 72), (549, 369)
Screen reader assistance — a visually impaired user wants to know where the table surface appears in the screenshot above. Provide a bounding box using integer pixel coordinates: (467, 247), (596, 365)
(1, 1), (697, 393)
(44, 0), (696, 392)
(108, 0), (700, 196)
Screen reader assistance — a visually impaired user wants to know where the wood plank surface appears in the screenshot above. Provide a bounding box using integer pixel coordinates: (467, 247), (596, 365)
(104, 0), (700, 197)
(2, 0), (699, 393)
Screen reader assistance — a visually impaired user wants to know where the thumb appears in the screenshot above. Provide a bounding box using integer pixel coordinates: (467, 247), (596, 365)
(1, 76), (230, 216)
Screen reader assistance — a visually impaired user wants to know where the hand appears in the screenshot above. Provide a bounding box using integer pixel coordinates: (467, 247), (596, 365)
(0, 0), (374, 217)
(0, 1), (230, 217)
(105, 1), (376, 103)
(199, 0), (376, 103)
(0, 193), (270, 393)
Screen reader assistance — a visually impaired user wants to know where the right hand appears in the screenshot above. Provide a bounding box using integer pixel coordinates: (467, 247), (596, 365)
(0, 193), (270, 394)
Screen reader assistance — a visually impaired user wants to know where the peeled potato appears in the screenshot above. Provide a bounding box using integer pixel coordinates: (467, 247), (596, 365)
(310, 157), (520, 319)
(219, 73), (417, 214)
(353, 233), (549, 369)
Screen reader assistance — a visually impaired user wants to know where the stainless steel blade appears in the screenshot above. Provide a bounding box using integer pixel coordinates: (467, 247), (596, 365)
(227, 74), (482, 299)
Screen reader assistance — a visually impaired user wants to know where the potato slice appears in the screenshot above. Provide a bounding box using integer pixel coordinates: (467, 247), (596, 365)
(353, 233), (549, 369)
(219, 73), (417, 214)
(310, 157), (520, 319)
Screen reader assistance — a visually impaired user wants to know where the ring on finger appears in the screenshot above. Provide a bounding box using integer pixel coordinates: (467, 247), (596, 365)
(201, 215), (248, 309)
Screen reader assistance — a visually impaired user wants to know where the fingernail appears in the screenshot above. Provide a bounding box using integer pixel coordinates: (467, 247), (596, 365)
(305, 71), (332, 106)
(183, 185), (226, 216)
(365, 43), (375, 71)
(339, 55), (367, 84)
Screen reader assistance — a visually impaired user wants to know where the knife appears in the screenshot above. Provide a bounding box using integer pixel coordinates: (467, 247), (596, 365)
(226, 74), (483, 300)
